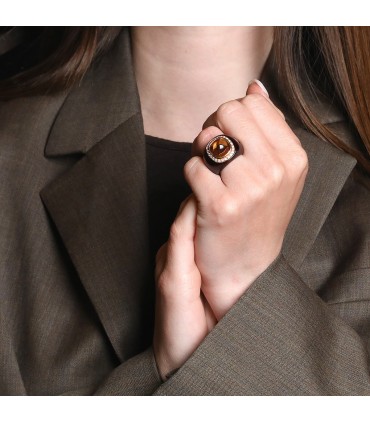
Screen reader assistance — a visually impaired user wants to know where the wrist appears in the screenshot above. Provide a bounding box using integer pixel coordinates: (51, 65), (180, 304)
(201, 268), (266, 320)
(202, 283), (247, 321)
(152, 343), (168, 382)
(153, 356), (179, 383)
(201, 253), (285, 320)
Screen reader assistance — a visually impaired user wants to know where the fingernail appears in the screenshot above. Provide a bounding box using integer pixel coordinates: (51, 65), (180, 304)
(248, 79), (269, 97)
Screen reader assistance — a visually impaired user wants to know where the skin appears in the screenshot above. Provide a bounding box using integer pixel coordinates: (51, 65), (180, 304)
(131, 27), (309, 381)
(130, 26), (273, 142)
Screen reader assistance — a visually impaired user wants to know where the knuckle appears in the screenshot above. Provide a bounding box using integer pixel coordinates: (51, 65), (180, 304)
(169, 220), (182, 241)
(246, 184), (265, 203)
(205, 195), (241, 226)
(216, 100), (243, 121)
(216, 197), (241, 224)
(291, 134), (302, 147)
(268, 162), (285, 187)
(244, 93), (266, 110)
(156, 271), (172, 296)
(156, 265), (190, 299)
(289, 148), (309, 173)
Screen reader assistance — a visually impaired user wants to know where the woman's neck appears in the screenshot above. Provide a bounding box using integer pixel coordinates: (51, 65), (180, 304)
(130, 26), (273, 142)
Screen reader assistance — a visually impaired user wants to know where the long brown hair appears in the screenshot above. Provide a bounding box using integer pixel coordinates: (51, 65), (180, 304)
(273, 27), (370, 175)
(0, 27), (121, 98)
(1, 27), (369, 174)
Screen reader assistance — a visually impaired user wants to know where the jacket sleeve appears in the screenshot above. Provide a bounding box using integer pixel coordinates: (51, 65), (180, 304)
(147, 253), (370, 395)
(94, 346), (162, 395)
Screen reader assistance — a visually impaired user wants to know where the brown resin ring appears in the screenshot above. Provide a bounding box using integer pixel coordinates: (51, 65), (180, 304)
(203, 134), (244, 175)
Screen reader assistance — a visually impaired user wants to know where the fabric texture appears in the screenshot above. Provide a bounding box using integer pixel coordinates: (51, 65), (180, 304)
(0, 27), (369, 395)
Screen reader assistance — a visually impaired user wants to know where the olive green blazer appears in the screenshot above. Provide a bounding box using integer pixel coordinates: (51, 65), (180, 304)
(0, 27), (369, 395)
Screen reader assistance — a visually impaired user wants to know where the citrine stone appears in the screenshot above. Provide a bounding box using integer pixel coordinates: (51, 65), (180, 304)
(210, 137), (231, 159)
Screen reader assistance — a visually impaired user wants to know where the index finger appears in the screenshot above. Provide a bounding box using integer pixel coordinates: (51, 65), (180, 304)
(244, 80), (285, 120)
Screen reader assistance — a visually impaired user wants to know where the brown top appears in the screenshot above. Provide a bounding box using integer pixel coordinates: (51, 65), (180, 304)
(145, 134), (192, 269)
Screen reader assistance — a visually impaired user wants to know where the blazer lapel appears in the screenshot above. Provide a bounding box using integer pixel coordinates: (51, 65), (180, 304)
(281, 125), (357, 270)
(40, 28), (153, 362)
(44, 27), (141, 157)
(40, 27), (357, 363)
(41, 113), (152, 362)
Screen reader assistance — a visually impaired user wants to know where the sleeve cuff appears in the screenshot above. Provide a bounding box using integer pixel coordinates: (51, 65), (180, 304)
(95, 346), (162, 395)
(153, 253), (370, 395)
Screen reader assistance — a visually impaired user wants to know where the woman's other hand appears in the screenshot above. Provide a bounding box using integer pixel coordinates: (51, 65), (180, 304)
(153, 195), (217, 381)
(184, 80), (309, 321)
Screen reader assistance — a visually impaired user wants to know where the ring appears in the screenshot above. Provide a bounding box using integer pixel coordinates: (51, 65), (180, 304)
(203, 134), (244, 175)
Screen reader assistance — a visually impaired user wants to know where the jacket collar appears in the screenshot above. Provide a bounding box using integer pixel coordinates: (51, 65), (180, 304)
(44, 27), (141, 157)
(40, 28), (357, 359)
(260, 49), (358, 268)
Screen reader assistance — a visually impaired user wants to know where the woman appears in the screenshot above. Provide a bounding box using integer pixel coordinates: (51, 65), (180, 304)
(0, 26), (369, 395)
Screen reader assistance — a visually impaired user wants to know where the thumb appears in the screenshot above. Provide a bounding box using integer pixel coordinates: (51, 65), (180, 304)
(167, 195), (197, 275)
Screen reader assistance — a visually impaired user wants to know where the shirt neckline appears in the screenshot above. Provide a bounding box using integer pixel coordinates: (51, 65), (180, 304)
(145, 134), (192, 152)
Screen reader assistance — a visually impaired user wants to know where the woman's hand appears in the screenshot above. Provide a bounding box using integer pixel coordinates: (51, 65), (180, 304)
(184, 81), (309, 321)
(153, 195), (217, 381)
